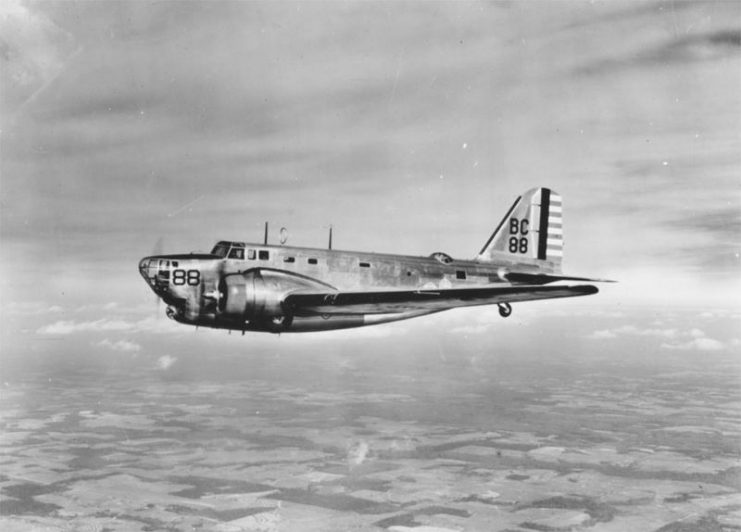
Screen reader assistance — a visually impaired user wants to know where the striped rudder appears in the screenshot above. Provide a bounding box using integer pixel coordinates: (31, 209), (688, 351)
(476, 187), (563, 273)
(537, 188), (563, 261)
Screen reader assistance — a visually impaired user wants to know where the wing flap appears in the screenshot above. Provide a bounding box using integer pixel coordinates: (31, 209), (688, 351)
(284, 284), (598, 316)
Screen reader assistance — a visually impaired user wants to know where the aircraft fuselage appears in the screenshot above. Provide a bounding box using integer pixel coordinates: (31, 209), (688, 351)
(138, 188), (604, 333)
(139, 243), (540, 333)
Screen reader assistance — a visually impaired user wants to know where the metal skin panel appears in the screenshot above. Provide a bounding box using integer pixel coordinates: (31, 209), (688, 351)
(138, 188), (606, 333)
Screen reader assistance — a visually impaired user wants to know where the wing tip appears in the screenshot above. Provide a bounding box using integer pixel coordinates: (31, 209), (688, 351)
(580, 285), (599, 295)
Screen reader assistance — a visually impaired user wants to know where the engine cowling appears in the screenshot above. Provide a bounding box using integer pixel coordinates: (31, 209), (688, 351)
(216, 268), (331, 331)
(218, 270), (272, 323)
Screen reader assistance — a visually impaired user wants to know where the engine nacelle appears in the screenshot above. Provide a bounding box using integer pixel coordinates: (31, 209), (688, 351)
(217, 268), (331, 331)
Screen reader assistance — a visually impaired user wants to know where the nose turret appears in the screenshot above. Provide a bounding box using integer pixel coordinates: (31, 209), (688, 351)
(138, 256), (170, 296)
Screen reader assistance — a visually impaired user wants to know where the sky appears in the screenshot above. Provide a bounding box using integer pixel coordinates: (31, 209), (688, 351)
(1, 1), (740, 362)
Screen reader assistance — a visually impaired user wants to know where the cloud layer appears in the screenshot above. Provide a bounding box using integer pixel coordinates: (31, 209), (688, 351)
(587, 323), (732, 352)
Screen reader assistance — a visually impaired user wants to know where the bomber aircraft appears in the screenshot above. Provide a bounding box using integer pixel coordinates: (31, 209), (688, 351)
(139, 187), (609, 333)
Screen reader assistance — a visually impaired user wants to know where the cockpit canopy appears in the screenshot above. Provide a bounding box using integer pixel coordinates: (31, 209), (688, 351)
(211, 241), (246, 260)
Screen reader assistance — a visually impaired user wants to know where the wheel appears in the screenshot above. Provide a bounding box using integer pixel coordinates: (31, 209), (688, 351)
(498, 303), (512, 318)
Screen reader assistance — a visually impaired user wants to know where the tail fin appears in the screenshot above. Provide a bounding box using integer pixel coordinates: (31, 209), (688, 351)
(476, 187), (563, 273)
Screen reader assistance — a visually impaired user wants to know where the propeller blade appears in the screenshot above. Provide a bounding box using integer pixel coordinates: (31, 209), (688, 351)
(152, 237), (164, 257)
(151, 237), (164, 316)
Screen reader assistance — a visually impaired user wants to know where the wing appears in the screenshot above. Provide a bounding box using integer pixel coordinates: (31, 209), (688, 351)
(284, 284), (598, 316)
(503, 272), (616, 284)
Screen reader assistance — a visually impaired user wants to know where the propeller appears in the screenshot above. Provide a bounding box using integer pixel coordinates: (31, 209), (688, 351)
(152, 236), (164, 257)
(151, 237), (164, 317)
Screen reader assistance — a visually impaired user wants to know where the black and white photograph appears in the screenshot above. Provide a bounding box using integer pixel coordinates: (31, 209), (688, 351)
(1, 1), (740, 530)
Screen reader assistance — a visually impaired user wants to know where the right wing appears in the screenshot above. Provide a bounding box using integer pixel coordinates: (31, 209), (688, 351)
(284, 284), (598, 317)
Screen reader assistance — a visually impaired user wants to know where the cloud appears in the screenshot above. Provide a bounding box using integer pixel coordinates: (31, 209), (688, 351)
(0, 0), (79, 117)
(586, 325), (680, 340)
(38, 318), (134, 335)
(687, 328), (705, 338)
(37, 315), (180, 335)
(589, 323), (729, 351)
(586, 329), (617, 339)
(93, 338), (141, 353)
(156, 355), (177, 370)
(661, 337), (725, 351)
(6, 302), (63, 316)
(347, 440), (369, 467)
(3, 0), (739, 316)
(74, 302), (119, 312)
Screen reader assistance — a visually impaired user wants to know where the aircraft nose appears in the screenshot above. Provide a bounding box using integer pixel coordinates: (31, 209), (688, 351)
(138, 256), (159, 289)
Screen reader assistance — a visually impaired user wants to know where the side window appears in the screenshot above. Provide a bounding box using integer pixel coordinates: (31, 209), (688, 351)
(308, 258), (318, 265)
(247, 249), (256, 260)
(456, 270), (466, 280)
(258, 250), (269, 260)
(228, 248), (244, 259)
(283, 256), (295, 263)
(359, 262), (371, 268)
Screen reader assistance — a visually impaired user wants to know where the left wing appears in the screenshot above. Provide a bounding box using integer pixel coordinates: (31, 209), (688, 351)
(284, 284), (598, 317)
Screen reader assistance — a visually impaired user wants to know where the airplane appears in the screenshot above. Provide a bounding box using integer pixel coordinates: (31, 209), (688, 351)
(139, 187), (610, 333)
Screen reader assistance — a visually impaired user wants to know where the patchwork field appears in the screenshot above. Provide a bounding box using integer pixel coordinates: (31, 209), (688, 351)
(1, 338), (739, 531)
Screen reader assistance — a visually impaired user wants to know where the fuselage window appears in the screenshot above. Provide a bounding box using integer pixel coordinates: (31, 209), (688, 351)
(172, 261), (178, 267)
(283, 256), (295, 263)
(247, 249), (256, 260)
(259, 250), (269, 260)
(308, 258), (318, 265)
(359, 262), (371, 268)
(456, 270), (467, 280)
(228, 248), (244, 260)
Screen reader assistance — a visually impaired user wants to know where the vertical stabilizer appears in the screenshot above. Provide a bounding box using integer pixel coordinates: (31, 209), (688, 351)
(476, 187), (563, 273)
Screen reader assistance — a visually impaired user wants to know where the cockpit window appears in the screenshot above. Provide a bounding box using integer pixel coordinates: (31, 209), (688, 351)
(228, 248), (244, 260)
(211, 244), (229, 258)
(211, 241), (245, 258)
